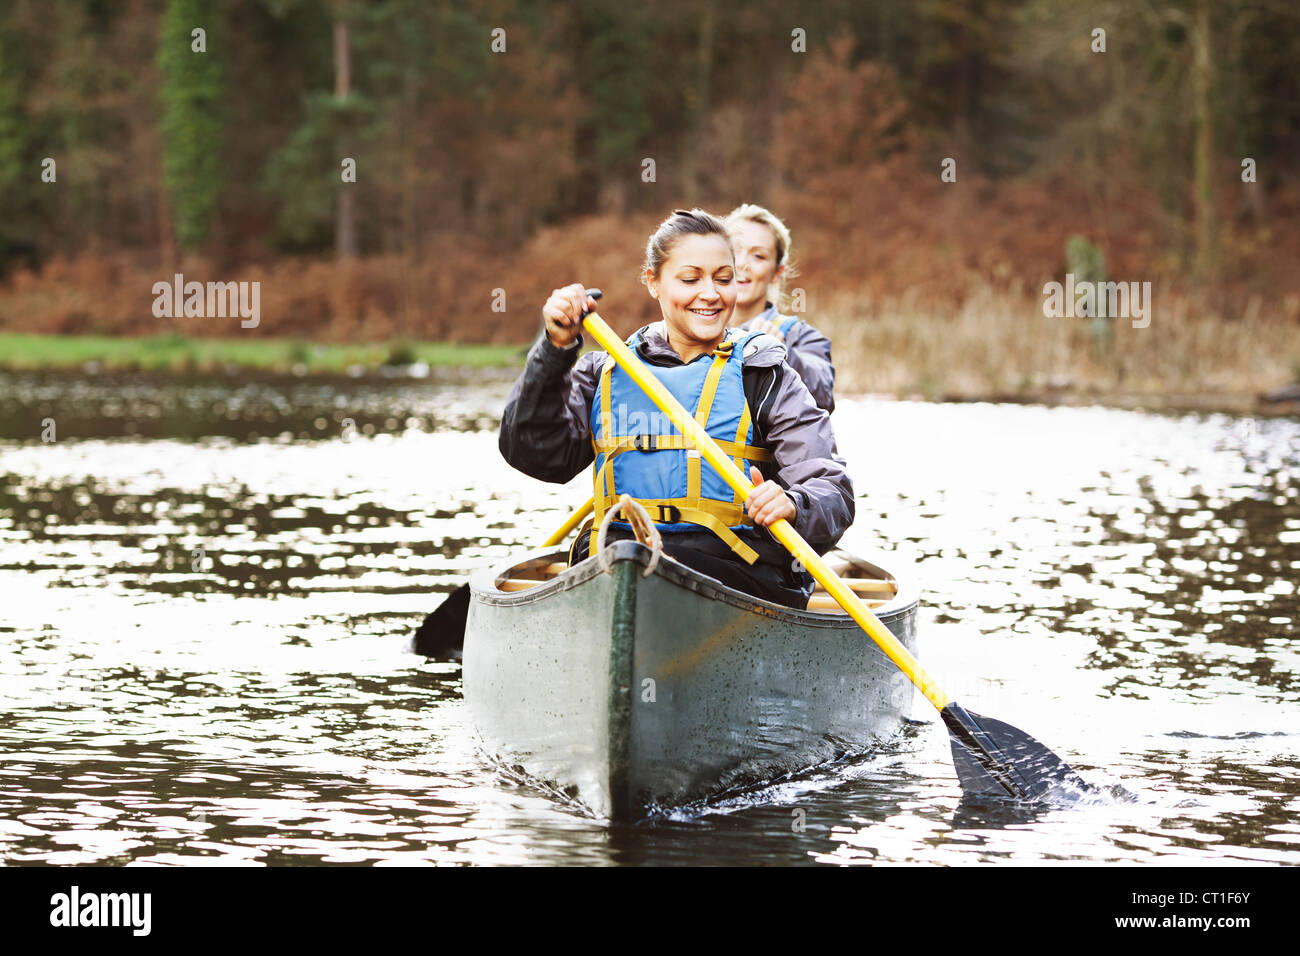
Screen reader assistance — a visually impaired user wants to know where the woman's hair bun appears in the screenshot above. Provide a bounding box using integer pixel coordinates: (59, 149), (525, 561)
(641, 207), (730, 283)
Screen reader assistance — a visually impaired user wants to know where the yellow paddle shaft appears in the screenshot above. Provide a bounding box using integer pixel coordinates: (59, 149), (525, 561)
(542, 496), (595, 548)
(580, 311), (951, 713)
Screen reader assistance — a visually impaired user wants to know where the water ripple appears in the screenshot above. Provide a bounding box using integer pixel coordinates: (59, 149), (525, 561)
(0, 376), (1297, 864)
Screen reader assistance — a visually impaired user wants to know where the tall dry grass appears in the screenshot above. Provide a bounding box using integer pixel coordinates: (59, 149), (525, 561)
(821, 282), (1300, 403)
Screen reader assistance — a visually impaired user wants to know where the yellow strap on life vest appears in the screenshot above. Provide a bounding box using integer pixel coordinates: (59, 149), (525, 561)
(588, 336), (764, 564)
(593, 433), (771, 460)
(732, 400), (755, 503)
(593, 356), (618, 546)
(591, 495), (760, 565)
(687, 343), (732, 504)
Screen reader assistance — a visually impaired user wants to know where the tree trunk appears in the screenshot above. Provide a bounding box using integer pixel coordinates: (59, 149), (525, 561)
(681, 1), (715, 206)
(1192, 0), (1216, 281)
(156, 147), (177, 279)
(334, 17), (358, 260)
(951, 0), (977, 161)
(756, 21), (787, 199)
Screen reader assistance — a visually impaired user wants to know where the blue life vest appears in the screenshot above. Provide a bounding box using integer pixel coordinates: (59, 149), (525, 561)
(774, 314), (799, 338)
(748, 310), (799, 339)
(589, 326), (773, 563)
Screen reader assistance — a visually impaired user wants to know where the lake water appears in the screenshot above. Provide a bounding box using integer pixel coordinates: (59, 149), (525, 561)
(1, 369), (1296, 866)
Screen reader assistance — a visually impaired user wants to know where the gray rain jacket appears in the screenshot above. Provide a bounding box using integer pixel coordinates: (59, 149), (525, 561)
(740, 304), (835, 414)
(498, 321), (854, 560)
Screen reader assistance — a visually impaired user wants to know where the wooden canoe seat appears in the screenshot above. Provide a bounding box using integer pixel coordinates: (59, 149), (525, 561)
(506, 561), (569, 581)
(498, 578), (546, 592)
(806, 593), (889, 612)
(497, 557), (898, 612)
(823, 577), (896, 596)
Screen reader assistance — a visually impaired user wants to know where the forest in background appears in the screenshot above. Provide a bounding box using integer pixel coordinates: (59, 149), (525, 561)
(1, 0), (1298, 400)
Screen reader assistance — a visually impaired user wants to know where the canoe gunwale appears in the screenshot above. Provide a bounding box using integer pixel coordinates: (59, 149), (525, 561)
(470, 540), (920, 628)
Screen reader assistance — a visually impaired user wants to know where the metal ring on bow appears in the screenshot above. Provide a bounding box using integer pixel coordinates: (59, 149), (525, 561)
(596, 493), (663, 578)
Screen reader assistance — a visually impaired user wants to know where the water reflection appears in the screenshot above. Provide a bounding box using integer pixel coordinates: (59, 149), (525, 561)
(0, 368), (515, 442)
(0, 373), (1297, 865)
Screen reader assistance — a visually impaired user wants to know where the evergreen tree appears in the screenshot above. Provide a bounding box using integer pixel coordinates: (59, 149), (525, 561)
(158, 0), (225, 251)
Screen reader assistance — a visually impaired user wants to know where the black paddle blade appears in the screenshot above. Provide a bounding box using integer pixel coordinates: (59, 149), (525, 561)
(941, 702), (1097, 804)
(412, 584), (470, 658)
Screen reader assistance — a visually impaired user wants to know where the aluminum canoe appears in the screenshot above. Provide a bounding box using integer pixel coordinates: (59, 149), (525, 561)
(463, 540), (920, 820)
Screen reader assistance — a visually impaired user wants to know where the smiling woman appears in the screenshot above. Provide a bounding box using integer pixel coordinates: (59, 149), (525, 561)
(638, 209), (737, 361)
(498, 208), (854, 608)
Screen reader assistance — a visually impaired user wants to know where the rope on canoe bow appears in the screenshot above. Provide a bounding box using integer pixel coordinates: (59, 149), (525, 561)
(597, 494), (663, 578)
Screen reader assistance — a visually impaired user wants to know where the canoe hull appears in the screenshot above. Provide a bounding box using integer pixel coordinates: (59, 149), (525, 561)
(463, 541), (919, 820)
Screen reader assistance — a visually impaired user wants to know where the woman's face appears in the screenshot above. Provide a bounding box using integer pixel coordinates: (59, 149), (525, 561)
(729, 219), (784, 310)
(646, 233), (737, 351)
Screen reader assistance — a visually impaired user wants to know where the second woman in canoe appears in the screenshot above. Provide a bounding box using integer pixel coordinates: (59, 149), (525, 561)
(727, 203), (836, 414)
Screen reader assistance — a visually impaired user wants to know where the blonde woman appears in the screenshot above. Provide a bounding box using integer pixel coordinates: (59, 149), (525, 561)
(727, 204), (835, 413)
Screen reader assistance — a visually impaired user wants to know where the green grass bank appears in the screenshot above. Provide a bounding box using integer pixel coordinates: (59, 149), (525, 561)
(0, 333), (524, 375)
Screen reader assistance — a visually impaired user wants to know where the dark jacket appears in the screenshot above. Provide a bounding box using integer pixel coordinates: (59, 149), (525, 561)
(498, 321), (854, 559)
(740, 304), (835, 414)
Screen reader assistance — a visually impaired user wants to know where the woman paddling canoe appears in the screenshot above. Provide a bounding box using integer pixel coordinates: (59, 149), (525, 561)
(726, 204), (836, 414)
(498, 208), (853, 609)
